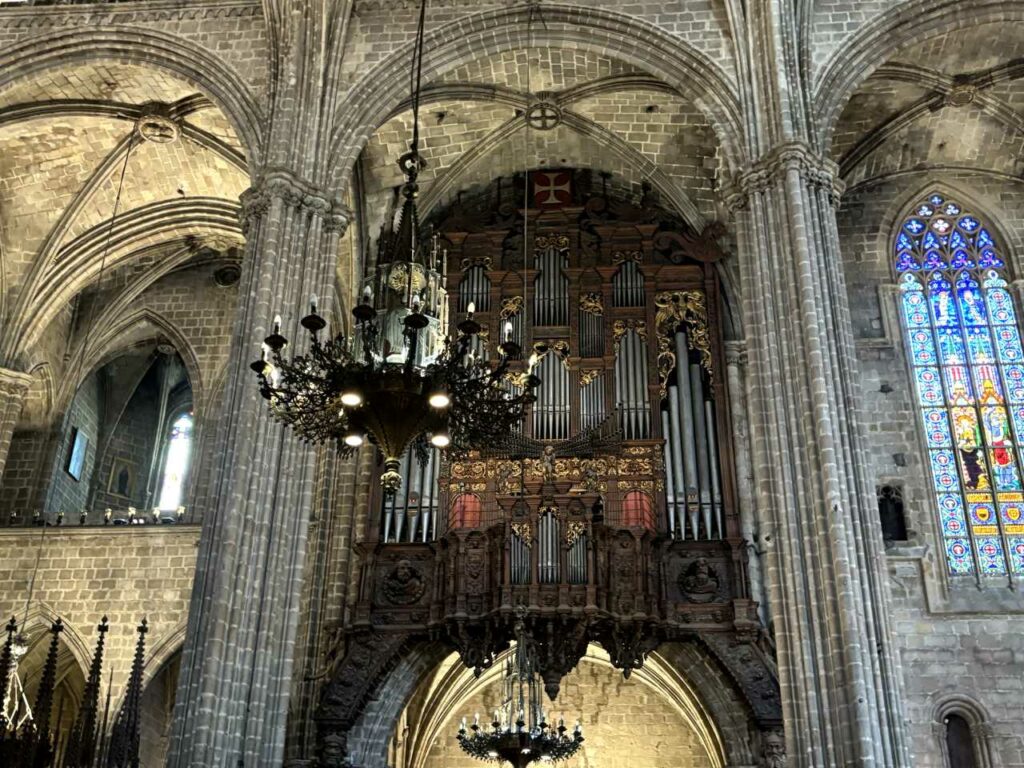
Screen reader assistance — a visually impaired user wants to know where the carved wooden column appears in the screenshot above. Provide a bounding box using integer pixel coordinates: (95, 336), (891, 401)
(725, 143), (909, 766)
(0, 367), (31, 486)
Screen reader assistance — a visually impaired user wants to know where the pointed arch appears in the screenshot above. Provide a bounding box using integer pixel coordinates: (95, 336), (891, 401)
(0, 27), (263, 167)
(327, 4), (745, 191)
(892, 189), (1024, 579)
(813, 0), (1024, 153)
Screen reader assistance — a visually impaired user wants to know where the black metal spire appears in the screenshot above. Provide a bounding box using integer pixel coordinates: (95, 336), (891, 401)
(105, 618), (147, 768)
(29, 618), (64, 768)
(63, 616), (109, 767)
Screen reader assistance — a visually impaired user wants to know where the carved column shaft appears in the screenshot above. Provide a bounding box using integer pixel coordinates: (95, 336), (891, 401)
(0, 367), (31, 486)
(729, 144), (908, 766)
(168, 174), (349, 768)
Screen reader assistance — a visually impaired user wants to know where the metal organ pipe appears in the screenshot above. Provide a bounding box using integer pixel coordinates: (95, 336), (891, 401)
(673, 331), (700, 538)
(538, 511), (559, 584)
(690, 363), (712, 539)
(380, 448), (440, 543)
(705, 399), (723, 539)
(569, 532), (587, 584)
(664, 395), (685, 535)
(612, 261), (644, 307)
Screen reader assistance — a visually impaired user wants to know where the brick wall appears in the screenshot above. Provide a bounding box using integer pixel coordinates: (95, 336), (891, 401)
(47, 370), (101, 517)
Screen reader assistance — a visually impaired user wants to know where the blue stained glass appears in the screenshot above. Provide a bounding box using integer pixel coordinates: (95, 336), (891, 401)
(918, 204), (935, 216)
(977, 228), (995, 248)
(940, 494), (967, 536)
(957, 274), (985, 324)
(910, 328), (936, 364)
(944, 202), (960, 215)
(896, 231), (915, 252)
(922, 230), (940, 250)
(975, 537), (1006, 574)
(901, 284), (930, 326)
(923, 408), (951, 446)
(944, 366), (974, 404)
(923, 250), (944, 270)
(979, 248), (1004, 268)
(905, 218), (926, 234)
(950, 249), (973, 269)
(1007, 537), (1024, 574)
(1011, 406), (1024, 447)
(950, 230), (967, 249)
(985, 286), (1016, 325)
(1003, 365), (1024, 402)
(945, 538), (974, 574)
(964, 327), (995, 363)
(915, 367), (945, 406)
(929, 193), (945, 206)
(937, 328), (967, 364)
(995, 326), (1023, 362)
(969, 501), (996, 526)
(931, 449), (960, 491)
(896, 251), (917, 272)
(959, 216), (980, 232)
(973, 364), (1003, 401)
(930, 284), (956, 327)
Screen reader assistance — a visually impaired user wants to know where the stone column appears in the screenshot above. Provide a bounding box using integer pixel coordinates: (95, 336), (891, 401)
(0, 367), (31, 486)
(726, 142), (909, 766)
(167, 172), (350, 767)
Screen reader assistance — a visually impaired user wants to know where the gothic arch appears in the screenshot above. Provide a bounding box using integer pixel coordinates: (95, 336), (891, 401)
(5, 197), (242, 365)
(881, 183), (1023, 281)
(931, 693), (997, 768)
(813, 0), (1024, 154)
(0, 26), (264, 167)
(327, 4), (745, 192)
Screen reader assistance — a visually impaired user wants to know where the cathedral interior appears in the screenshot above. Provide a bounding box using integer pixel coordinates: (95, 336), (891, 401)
(0, 1), (1022, 767)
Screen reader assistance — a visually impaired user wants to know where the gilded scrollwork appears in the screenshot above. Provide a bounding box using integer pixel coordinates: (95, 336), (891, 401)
(565, 521), (587, 546)
(579, 369), (601, 387)
(612, 319), (648, 351)
(500, 295), (524, 319)
(459, 255), (492, 271)
(654, 290), (713, 397)
(511, 521), (533, 546)
(578, 292), (604, 316)
(612, 249), (643, 264)
(535, 234), (570, 250)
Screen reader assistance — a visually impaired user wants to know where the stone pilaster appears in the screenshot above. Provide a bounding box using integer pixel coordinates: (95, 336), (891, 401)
(167, 171), (350, 767)
(0, 367), (31, 486)
(726, 141), (909, 766)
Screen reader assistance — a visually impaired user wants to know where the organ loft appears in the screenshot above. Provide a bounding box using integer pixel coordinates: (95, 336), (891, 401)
(0, 1), (1021, 767)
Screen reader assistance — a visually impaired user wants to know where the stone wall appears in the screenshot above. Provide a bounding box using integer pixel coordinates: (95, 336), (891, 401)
(46, 370), (101, 517)
(839, 175), (1024, 766)
(0, 526), (199, 726)
(419, 659), (714, 768)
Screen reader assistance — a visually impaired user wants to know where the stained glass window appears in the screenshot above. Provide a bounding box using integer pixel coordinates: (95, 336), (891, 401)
(157, 413), (193, 511)
(896, 193), (1024, 577)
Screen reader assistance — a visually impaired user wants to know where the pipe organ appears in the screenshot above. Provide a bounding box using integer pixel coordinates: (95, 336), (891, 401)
(354, 172), (764, 698)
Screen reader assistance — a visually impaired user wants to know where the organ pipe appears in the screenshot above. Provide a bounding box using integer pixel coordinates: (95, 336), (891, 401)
(568, 532), (587, 584)
(381, 448), (441, 543)
(511, 530), (530, 585)
(538, 511), (559, 584)
(664, 399), (683, 535)
(690, 363), (712, 538)
(459, 265), (490, 311)
(612, 261), (644, 307)
(673, 331), (700, 535)
(705, 399), (723, 539)
(615, 331), (650, 440)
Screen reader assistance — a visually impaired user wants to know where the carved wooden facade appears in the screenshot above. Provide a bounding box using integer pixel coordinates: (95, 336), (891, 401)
(318, 172), (781, 764)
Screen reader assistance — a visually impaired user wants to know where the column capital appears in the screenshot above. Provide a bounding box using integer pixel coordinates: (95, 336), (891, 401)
(239, 168), (353, 234)
(725, 140), (845, 211)
(0, 367), (32, 398)
(723, 340), (747, 367)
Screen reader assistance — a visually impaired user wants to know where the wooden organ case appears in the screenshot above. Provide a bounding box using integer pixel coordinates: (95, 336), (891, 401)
(347, 172), (777, 710)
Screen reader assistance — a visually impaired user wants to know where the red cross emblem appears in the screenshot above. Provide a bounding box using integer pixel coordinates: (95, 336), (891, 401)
(531, 170), (572, 209)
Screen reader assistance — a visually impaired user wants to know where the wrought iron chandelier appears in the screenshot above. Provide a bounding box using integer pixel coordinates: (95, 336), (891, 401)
(251, 0), (538, 494)
(456, 619), (584, 767)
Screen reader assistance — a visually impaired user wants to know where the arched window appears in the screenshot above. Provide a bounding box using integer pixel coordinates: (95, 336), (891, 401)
(896, 193), (1024, 577)
(945, 714), (979, 768)
(156, 413), (193, 511)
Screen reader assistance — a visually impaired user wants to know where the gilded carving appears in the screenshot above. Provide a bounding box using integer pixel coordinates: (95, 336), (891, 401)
(499, 295), (524, 319)
(511, 521), (533, 546)
(565, 521), (587, 545)
(579, 369), (601, 387)
(459, 256), (492, 271)
(578, 292), (604, 316)
(612, 249), (643, 264)
(535, 234), (570, 250)
(654, 290), (713, 397)
(611, 319), (648, 351)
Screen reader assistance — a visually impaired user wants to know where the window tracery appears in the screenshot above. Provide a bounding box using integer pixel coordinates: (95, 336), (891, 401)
(896, 193), (1024, 577)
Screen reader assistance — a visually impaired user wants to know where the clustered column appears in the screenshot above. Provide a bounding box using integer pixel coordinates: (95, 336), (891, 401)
(726, 142), (909, 767)
(168, 171), (349, 768)
(0, 367), (31, 483)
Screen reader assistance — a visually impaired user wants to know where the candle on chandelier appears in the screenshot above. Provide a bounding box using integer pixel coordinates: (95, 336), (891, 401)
(273, 314), (282, 334)
(310, 294), (318, 314)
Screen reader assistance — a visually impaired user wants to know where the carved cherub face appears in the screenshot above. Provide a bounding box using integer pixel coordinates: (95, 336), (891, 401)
(395, 559), (413, 581)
